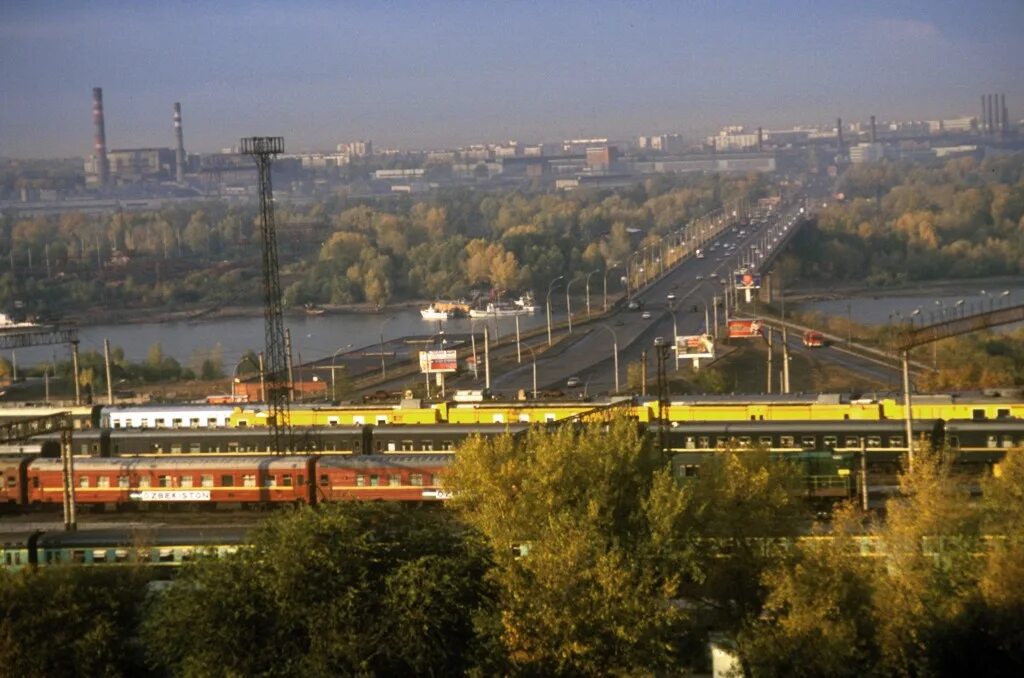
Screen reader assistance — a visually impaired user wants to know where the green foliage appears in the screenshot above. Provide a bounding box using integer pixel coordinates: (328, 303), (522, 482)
(0, 566), (151, 677)
(790, 154), (1024, 284)
(143, 503), (496, 677)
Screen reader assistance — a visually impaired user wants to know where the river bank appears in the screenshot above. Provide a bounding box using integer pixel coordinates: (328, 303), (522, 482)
(784, 275), (1023, 304)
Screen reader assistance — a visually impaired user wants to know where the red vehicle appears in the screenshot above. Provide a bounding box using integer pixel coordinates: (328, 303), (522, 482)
(802, 330), (826, 348)
(14, 454), (453, 510)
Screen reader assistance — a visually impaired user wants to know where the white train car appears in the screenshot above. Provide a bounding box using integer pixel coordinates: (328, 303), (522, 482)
(102, 405), (236, 430)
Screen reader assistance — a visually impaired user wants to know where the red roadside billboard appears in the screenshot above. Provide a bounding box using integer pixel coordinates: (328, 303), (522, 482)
(727, 319), (764, 339)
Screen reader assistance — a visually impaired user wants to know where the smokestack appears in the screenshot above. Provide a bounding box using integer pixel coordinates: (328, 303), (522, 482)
(994, 94), (1003, 132)
(836, 117), (843, 148)
(870, 115), (877, 143)
(173, 102), (185, 183)
(988, 94), (996, 134)
(981, 95), (988, 133)
(92, 87), (109, 185)
(757, 127), (763, 152)
(1002, 94), (1009, 133)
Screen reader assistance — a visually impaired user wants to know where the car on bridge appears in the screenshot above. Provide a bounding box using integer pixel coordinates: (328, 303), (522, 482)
(566, 376), (582, 388)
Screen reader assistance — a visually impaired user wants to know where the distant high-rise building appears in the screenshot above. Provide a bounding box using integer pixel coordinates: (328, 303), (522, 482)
(336, 140), (373, 157)
(585, 146), (619, 171)
(849, 143), (884, 164)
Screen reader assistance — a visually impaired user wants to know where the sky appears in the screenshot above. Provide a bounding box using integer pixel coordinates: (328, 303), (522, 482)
(1, 0), (1022, 158)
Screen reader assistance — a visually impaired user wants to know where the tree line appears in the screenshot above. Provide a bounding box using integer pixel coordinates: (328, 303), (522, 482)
(1, 173), (768, 318)
(3, 418), (1021, 675)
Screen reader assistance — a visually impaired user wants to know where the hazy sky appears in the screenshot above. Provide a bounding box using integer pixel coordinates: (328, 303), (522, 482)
(1, 0), (1022, 158)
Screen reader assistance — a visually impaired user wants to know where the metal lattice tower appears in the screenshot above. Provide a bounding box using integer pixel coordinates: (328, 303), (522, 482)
(241, 136), (291, 453)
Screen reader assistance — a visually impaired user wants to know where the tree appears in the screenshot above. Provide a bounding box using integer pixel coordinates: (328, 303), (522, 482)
(445, 418), (691, 674)
(143, 503), (495, 676)
(0, 566), (151, 676)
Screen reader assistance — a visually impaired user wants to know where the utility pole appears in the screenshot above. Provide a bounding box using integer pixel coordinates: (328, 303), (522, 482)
(241, 136), (290, 452)
(103, 338), (114, 404)
(484, 326), (491, 390)
(71, 340), (81, 405)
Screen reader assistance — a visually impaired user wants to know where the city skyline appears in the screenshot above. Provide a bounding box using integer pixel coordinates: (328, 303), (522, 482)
(1, 0), (1022, 158)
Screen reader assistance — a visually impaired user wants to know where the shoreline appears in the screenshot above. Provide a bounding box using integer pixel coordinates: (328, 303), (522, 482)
(784, 275), (1022, 303)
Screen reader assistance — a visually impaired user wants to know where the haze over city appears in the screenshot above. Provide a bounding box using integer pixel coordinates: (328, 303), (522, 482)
(2, 0), (1022, 158)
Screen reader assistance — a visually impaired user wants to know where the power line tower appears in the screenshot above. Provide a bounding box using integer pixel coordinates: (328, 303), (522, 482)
(241, 136), (291, 453)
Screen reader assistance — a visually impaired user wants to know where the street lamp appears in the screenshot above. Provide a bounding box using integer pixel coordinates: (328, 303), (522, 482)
(378, 316), (393, 378)
(546, 275), (564, 346)
(603, 264), (623, 312)
(523, 343), (538, 399)
(594, 324), (620, 393)
(566, 277), (577, 335)
(585, 269), (600, 318)
(666, 303), (679, 370)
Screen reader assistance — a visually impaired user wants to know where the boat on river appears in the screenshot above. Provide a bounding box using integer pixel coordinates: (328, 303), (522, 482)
(420, 305), (453, 321)
(0, 313), (40, 331)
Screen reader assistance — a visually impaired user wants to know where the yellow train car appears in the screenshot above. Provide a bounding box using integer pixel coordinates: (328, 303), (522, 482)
(445, 402), (595, 425)
(635, 394), (885, 423)
(881, 394), (1024, 422)
(228, 402), (443, 428)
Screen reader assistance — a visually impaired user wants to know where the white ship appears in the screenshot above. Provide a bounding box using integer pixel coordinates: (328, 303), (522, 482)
(469, 302), (532, 318)
(513, 294), (539, 313)
(420, 305), (452, 321)
(0, 313), (40, 330)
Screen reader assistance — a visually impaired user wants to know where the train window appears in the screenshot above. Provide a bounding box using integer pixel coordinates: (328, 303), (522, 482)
(867, 437), (881, 448)
(386, 442), (397, 452)
(95, 475), (109, 489)
(228, 443), (240, 453)
(492, 414), (505, 423)
(171, 444), (183, 454)
(698, 437), (710, 448)
(118, 476), (129, 488)
(759, 436), (773, 447)
(207, 418), (217, 427)
(949, 435), (960, 449)
(987, 435), (998, 448)
(356, 475), (365, 487)
(115, 549), (129, 563)
(282, 475), (293, 487)
(221, 475), (234, 487)
(201, 475), (214, 488)
(973, 409), (985, 421)
(441, 441), (454, 451)
(71, 550), (86, 564)
(181, 476), (193, 488)
(845, 436), (859, 448)
(80, 443), (89, 455)
(424, 474), (434, 486)
(401, 441), (414, 451)
(319, 474), (329, 486)
(353, 416), (365, 425)
(6, 475), (15, 487)
(369, 475), (379, 487)
(243, 475), (257, 488)
(92, 550), (107, 564)
(328, 417), (339, 426)
(78, 476), (89, 488)
(737, 436), (752, 448)
(139, 476), (151, 488)
(823, 436), (837, 449)
(1002, 436), (1014, 449)
(422, 441), (434, 451)
(159, 549), (175, 563)
(684, 436), (695, 449)
(997, 409), (1010, 419)
(520, 414), (531, 423)
(389, 474), (401, 486)
(189, 443), (201, 453)
(113, 421), (122, 429)
(376, 416), (388, 425)
(890, 436), (903, 448)
(715, 437), (728, 449)
(158, 476), (170, 487)
(780, 436), (795, 448)
(297, 475), (304, 487)
(545, 413), (557, 423)
(801, 437), (815, 449)
(375, 441), (383, 452)
(237, 420), (248, 427)
(263, 476), (274, 488)
(172, 418), (182, 427)
(410, 474), (424, 486)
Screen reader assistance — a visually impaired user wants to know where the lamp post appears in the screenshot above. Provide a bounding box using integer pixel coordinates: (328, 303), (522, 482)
(594, 324), (620, 393)
(546, 275), (564, 346)
(330, 346), (348, 402)
(523, 343), (538, 399)
(585, 269), (600, 319)
(378, 316), (393, 378)
(666, 303), (679, 370)
(566, 277), (577, 335)
(603, 264), (623, 312)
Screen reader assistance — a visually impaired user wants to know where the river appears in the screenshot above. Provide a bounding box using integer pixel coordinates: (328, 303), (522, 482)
(8, 307), (557, 371)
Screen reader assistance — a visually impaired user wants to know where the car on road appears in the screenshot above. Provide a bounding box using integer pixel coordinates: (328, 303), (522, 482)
(641, 311), (651, 319)
(695, 275), (704, 281)
(566, 376), (582, 388)
(666, 292), (676, 301)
